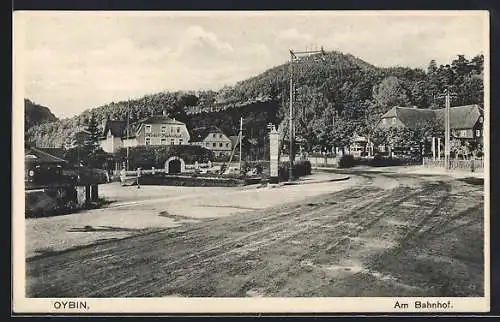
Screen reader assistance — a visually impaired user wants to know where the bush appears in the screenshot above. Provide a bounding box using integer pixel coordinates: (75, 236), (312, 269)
(278, 160), (312, 180)
(338, 155), (355, 168)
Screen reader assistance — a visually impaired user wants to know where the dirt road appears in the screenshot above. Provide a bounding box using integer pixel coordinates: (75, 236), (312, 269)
(26, 170), (484, 297)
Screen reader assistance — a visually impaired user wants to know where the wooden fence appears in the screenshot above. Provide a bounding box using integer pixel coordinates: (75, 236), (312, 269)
(422, 157), (484, 171)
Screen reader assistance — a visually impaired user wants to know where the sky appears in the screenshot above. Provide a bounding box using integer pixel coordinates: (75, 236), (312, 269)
(14, 11), (488, 119)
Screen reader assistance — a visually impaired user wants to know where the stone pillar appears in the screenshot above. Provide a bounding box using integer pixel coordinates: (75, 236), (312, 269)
(76, 186), (86, 206)
(431, 137), (436, 160)
(85, 185), (91, 205)
(269, 126), (279, 184)
(90, 184), (99, 201)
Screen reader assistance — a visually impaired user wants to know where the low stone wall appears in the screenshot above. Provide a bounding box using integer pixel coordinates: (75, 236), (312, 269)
(139, 175), (247, 187)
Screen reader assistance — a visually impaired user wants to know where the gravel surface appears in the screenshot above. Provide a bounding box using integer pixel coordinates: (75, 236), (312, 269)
(25, 169), (484, 297)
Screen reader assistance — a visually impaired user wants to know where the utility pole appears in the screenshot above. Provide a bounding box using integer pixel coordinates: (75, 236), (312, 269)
(289, 50), (295, 181)
(126, 100), (130, 172)
(444, 89), (451, 170)
(288, 46), (326, 181)
(239, 117), (243, 172)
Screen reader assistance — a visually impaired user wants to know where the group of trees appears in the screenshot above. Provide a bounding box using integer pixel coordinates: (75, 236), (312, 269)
(25, 50), (484, 160)
(289, 53), (484, 155)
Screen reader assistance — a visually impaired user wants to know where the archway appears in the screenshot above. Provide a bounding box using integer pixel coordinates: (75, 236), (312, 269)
(165, 156), (186, 174)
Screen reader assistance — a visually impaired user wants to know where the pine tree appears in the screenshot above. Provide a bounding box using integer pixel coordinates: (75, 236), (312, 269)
(84, 113), (101, 154)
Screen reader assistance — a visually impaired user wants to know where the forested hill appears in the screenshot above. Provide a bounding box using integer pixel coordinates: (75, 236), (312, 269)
(24, 99), (59, 130)
(25, 51), (484, 149)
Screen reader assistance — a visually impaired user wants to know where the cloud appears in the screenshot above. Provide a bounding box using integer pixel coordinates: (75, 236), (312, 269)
(277, 28), (312, 42)
(178, 25), (234, 56)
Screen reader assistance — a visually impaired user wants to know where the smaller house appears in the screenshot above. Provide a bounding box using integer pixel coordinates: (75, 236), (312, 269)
(99, 120), (128, 153)
(190, 126), (232, 158)
(375, 104), (484, 155)
(25, 145), (68, 185)
(434, 104), (484, 141)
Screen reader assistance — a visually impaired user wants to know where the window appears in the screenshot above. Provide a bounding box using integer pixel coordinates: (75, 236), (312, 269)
(213, 142), (216, 147)
(179, 139), (183, 145)
(479, 116), (484, 123)
(206, 142), (210, 147)
(391, 118), (396, 124)
(171, 139), (175, 145)
(145, 137), (151, 145)
(226, 143), (229, 147)
(161, 125), (167, 133)
(476, 129), (481, 137)
(161, 138), (167, 145)
(145, 125), (152, 134)
(177, 127), (180, 133)
(170, 127), (174, 133)
(213, 133), (216, 138)
(219, 142), (223, 147)
(459, 130), (467, 137)
(219, 134), (223, 138)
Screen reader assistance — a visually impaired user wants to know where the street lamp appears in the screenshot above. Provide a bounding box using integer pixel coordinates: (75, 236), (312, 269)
(288, 47), (326, 181)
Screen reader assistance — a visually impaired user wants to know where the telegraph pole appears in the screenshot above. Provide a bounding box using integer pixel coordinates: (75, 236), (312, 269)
(444, 89), (451, 170)
(289, 50), (295, 181)
(239, 117), (243, 172)
(288, 46), (326, 181)
(126, 100), (130, 171)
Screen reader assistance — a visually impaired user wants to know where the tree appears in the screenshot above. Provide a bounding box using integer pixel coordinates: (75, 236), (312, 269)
(427, 59), (438, 74)
(372, 76), (411, 108)
(84, 113), (100, 153)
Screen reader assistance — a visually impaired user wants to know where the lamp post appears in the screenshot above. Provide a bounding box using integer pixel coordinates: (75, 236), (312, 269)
(288, 47), (326, 181)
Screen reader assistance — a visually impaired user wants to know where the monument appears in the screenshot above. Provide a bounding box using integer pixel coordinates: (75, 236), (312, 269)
(269, 125), (279, 184)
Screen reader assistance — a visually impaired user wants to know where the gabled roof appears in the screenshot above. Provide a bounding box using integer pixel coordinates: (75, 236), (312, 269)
(103, 120), (127, 137)
(380, 105), (483, 130)
(381, 106), (436, 129)
(137, 115), (185, 125)
(25, 146), (68, 164)
(434, 104), (483, 129)
(190, 126), (226, 142)
(35, 147), (66, 159)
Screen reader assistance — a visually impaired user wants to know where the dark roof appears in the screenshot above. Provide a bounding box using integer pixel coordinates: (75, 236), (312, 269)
(103, 120), (127, 137)
(381, 106), (436, 129)
(25, 146), (68, 164)
(35, 147), (66, 159)
(434, 104), (483, 129)
(381, 105), (483, 130)
(136, 115), (185, 125)
(190, 126), (226, 142)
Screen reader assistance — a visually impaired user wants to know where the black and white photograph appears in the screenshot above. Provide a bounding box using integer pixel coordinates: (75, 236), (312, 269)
(13, 10), (489, 313)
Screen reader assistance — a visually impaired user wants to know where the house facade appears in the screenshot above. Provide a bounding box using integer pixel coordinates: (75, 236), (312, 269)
(190, 126), (232, 158)
(375, 104), (484, 154)
(99, 114), (190, 154)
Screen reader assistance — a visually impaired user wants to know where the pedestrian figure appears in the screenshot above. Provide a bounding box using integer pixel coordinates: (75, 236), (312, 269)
(136, 167), (141, 189)
(120, 168), (126, 186)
